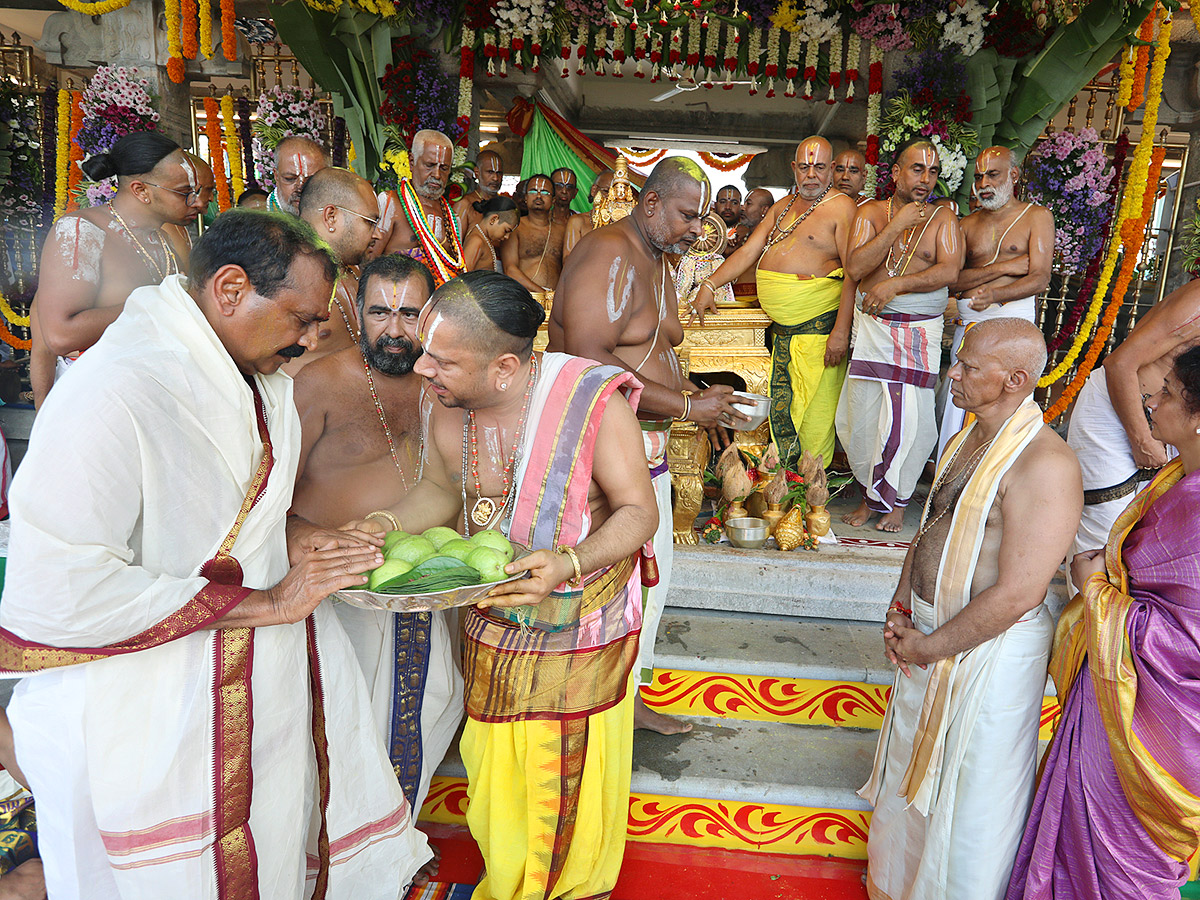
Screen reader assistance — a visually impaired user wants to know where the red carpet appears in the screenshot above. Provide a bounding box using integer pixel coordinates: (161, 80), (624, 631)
(420, 824), (869, 900)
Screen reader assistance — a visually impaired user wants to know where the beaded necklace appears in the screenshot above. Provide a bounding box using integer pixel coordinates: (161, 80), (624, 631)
(911, 434), (995, 552)
(460, 355), (539, 533)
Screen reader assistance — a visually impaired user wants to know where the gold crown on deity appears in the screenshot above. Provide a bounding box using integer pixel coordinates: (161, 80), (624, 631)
(593, 156), (636, 229)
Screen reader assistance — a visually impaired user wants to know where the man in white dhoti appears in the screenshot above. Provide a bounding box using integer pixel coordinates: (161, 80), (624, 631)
(0, 210), (431, 900)
(939, 147), (1054, 458)
(859, 319), (1082, 900)
(292, 253), (463, 818)
(839, 139), (964, 532)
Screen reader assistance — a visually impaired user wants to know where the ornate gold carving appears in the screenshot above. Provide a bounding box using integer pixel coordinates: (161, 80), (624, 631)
(667, 421), (710, 544)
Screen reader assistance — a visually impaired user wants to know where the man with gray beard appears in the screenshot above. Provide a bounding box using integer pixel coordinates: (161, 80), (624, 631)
(941, 146), (1054, 456)
(291, 255), (464, 822)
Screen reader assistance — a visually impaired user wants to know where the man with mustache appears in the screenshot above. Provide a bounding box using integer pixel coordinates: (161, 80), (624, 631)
(692, 137), (860, 471)
(291, 255), (463, 829)
(285, 167), (382, 374)
(838, 138), (964, 533)
(833, 148), (868, 203)
(940, 146), (1053, 457)
(453, 148), (504, 234)
(266, 135), (329, 215)
(500, 173), (566, 293)
(369, 130), (464, 287)
(550, 156), (749, 735)
(30, 132), (205, 407)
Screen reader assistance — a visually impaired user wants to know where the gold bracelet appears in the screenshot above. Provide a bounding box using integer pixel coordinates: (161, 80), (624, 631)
(701, 278), (717, 294)
(365, 509), (401, 532)
(557, 545), (583, 586)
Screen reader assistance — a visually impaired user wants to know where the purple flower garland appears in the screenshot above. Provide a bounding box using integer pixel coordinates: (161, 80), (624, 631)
(331, 117), (346, 168)
(41, 85), (58, 227)
(236, 94), (259, 191)
(1046, 134), (1129, 355)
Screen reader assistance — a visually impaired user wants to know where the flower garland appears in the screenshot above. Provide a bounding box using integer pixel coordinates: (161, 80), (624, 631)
(235, 94), (258, 190)
(0, 317), (31, 352)
(1042, 147), (1166, 421)
(937, 0), (986, 57)
(703, 16), (720, 87)
(54, 0), (130, 12)
(0, 289), (30, 329)
(1046, 133), (1128, 355)
(458, 27), (475, 148)
(764, 26), (779, 96)
(826, 34), (842, 104)
(53, 88), (70, 222)
(1127, 10), (1154, 112)
(686, 17), (701, 82)
(1039, 9), (1171, 393)
(166, 0), (185, 83)
(698, 151), (755, 171)
(1117, 46), (1134, 108)
(220, 94), (244, 199)
(199, 0), (214, 58)
(845, 31), (860, 101)
(863, 41), (883, 198)
(746, 26), (761, 93)
(220, 0), (235, 59)
(397, 179), (463, 285)
(181, 0), (198, 59)
(67, 91), (84, 213)
(41, 86), (58, 226)
(203, 97), (232, 211)
(0, 91), (43, 224)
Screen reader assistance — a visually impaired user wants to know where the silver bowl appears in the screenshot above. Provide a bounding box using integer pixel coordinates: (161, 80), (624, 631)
(726, 517), (769, 549)
(727, 391), (770, 432)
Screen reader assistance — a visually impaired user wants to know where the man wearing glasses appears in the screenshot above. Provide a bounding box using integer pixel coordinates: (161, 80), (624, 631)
(285, 167), (382, 374)
(550, 166), (579, 224)
(30, 132), (208, 407)
(267, 135), (329, 216)
(500, 173), (566, 294)
(454, 149), (505, 234)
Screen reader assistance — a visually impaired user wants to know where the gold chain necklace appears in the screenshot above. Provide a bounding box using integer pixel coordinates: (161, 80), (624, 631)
(108, 203), (178, 281)
(474, 223), (499, 270)
(360, 348), (421, 493)
(911, 435), (995, 552)
(764, 184), (833, 252)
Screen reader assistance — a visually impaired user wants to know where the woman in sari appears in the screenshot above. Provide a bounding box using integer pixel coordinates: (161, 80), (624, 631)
(1006, 346), (1200, 899)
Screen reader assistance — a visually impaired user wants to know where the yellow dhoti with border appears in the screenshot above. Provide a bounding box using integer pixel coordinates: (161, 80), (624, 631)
(459, 353), (644, 900)
(757, 268), (846, 467)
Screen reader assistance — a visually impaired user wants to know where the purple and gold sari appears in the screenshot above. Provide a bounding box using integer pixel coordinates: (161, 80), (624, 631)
(1007, 460), (1200, 899)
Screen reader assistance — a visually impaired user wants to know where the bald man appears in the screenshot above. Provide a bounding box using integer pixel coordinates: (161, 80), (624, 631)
(861, 317), (1081, 900)
(833, 149), (868, 203)
(551, 156), (748, 735)
(370, 130), (464, 286)
(285, 167), (381, 374)
(942, 146), (1054, 457)
(693, 137), (859, 470)
(453, 149), (504, 234)
(838, 138), (964, 532)
(563, 169), (613, 261)
(267, 135), (329, 215)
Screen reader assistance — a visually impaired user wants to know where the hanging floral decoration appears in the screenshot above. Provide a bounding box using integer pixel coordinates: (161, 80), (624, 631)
(181, 0), (199, 59)
(54, 0), (130, 13)
(235, 94), (259, 189)
(220, 0), (237, 60)
(41, 85), (58, 226)
(0, 288), (30, 330)
(220, 94), (244, 199)
(66, 91), (84, 214)
(380, 36), (462, 149)
(1039, 8), (1172, 404)
(203, 96), (232, 211)
(251, 86), (327, 192)
(76, 66), (160, 208)
(0, 306), (31, 351)
(1024, 127), (1115, 274)
(0, 89), (44, 225)
(199, 0), (214, 58)
(1126, 9), (1154, 112)
(53, 88), (71, 221)
(166, 0), (186, 83)
(698, 151), (756, 172)
(937, 0), (987, 57)
(622, 146), (669, 166)
(863, 41), (883, 198)
(844, 31), (860, 101)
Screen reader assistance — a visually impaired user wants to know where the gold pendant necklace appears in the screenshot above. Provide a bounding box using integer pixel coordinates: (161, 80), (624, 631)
(108, 203), (177, 281)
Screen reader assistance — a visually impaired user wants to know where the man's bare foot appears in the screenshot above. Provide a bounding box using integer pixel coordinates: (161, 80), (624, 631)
(634, 694), (693, 735)
(876, 508), (905, 533)
(841, 500), (872, 528)
(410, 843), (441, 888)
(0, 859), (46, 900)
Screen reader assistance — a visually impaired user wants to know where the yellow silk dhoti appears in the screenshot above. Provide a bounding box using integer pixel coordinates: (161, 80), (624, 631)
(460, 679), (634, 900)
(757, 268), (846, 467)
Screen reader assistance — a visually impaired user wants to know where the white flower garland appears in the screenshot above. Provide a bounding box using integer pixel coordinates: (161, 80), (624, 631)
(703, 14), (719, 86)
(798, 0), (840, 44)
(864, 41), (884, 197)
(765, 26), (780, 96)
(747, 25), (762, 94)
(784, 30), (801, 97)
(592, 25), (607, 75)
(575, 22), (588, 75)
(802, 38), (818, 100)
(494, 0), (553, 42)
(686, 16), (701, 82)
(845, 31), (861, 101)
(937, 0), (987, 57)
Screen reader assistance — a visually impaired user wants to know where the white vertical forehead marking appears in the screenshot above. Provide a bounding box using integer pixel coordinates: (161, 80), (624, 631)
(920, 148), (937, 168)
(180, 156), (198, 191)
(697, 179), (710, 214)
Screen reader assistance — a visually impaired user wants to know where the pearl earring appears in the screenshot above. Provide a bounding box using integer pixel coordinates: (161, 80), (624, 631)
(500, 382), (508, 391)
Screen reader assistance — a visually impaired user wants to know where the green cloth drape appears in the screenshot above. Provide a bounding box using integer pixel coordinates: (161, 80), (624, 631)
(519, 110), (594, 214)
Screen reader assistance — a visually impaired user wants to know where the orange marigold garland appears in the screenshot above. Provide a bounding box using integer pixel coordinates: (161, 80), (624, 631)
(697, 151), (755, 172)
(166, 0), (185, 83)
(0, 320), (31, 352)
(203, 97), (232, 211)
(1127, 9), (1154, 112)
(181, 0), (198, 59)
(66, 90), (84, 213)
(221, 0), (237, 61)
(1043, 147), (1166, 421)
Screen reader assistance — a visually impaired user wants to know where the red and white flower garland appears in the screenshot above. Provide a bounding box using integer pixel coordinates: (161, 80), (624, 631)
(864, 40), (883, 197)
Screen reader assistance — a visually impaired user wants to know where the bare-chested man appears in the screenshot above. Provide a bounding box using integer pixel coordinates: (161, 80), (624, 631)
(369, 130), (464, 287)
(267, 135), (329, 215)
(563, 169), (614, 261)
(291, 254), (462, 821)
(714, 185), (743, 256)
(285, 167), (381, 374)
(728, 188), (774, 301)
(550, 166), (579, 223)
(499, 174), (564, 293)
(833, 148), (868, 203)
(453, 149), (503, 235)
(838, 138), (964, 532)
(31, 132), (203, 407)
(862, 318), (1081, 900)
(550, 156), (749, 734)
(693, 137), (859, 469)
(941, 146), (1054, 456)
